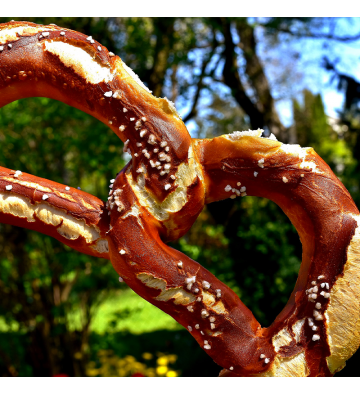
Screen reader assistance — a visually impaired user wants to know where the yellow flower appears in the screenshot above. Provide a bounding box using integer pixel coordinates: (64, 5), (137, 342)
(157, 356), (168, 366)
(124, 355), (136, 363)
(142, 352), (153, 360)
(156, 365), (168, 376)
(146, 368), (156, 377)
(87, 368), (99, 377)
(133, 362), (146, 371)
(167, 355), (177, 363)
(88, 351), (181, 378)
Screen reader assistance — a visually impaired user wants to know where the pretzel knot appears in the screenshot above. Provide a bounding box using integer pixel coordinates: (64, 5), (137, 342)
(1, 21), (360, 377)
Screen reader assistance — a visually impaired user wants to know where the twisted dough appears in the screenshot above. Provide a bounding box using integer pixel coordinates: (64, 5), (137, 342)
(1, 21), (360, 376)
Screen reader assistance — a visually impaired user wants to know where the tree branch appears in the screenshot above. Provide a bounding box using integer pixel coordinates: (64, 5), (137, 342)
(235, 20), (285, 137)
(219, 18), (264, 130)
(183, 30), (219, 123)
(147, 18), (176, 97)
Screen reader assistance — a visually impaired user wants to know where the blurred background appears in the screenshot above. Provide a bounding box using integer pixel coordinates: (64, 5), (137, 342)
(0, 17), (360, 377)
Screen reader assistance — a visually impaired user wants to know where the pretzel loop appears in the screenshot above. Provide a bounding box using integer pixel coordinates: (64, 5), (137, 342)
(195, 134), (360, 375)
(1, 21), (360, 376)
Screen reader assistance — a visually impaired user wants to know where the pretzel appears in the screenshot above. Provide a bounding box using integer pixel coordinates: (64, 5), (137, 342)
(1, 20), (360, 377)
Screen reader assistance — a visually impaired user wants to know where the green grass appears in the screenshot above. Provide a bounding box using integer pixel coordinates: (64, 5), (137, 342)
(63, 287), (182, 335)
(0, 287), (182, 335)
(89, 288), (182, 334)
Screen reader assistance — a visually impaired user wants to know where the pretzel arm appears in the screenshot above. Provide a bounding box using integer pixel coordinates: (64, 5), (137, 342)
(194, 132), (360, 376)
(0, 21), (192, 211)
(0, 20), (203, 240)
(2, 20), (360, 377)
(105, 164), (275, 376)
(0, 166), (110, 259)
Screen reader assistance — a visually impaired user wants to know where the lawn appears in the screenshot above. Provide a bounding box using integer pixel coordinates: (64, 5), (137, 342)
(89, 288), (181, 334)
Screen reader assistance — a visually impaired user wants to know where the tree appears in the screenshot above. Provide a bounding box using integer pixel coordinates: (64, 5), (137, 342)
(0, 97), (123, 376)
(1, 19), (360, 377)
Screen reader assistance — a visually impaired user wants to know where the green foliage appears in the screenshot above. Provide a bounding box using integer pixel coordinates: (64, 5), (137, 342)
(0, 97), (124, 200)
(293, 90), (353, 174)
(0, 94), (128, 376)
(0, 17), (360, 377)
(171, 197), (301, 327)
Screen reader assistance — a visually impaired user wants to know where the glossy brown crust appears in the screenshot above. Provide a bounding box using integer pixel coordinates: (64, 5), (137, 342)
(0, 21), (191, 203)
(0, 166), (110, 259)
(107, 166), (276, 375)
(1, 21), (360, 377)
(194, 135), (359, 376)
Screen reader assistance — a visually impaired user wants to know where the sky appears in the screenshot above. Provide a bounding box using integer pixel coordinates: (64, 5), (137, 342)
(1, 14), (359, 134)
(257, 18), (360, 127)
(178, 18), (360, 136)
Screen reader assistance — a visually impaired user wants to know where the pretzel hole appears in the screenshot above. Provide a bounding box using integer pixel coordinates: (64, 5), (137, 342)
(170, 196), (302, 327)
(1, 98), (126, 201)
